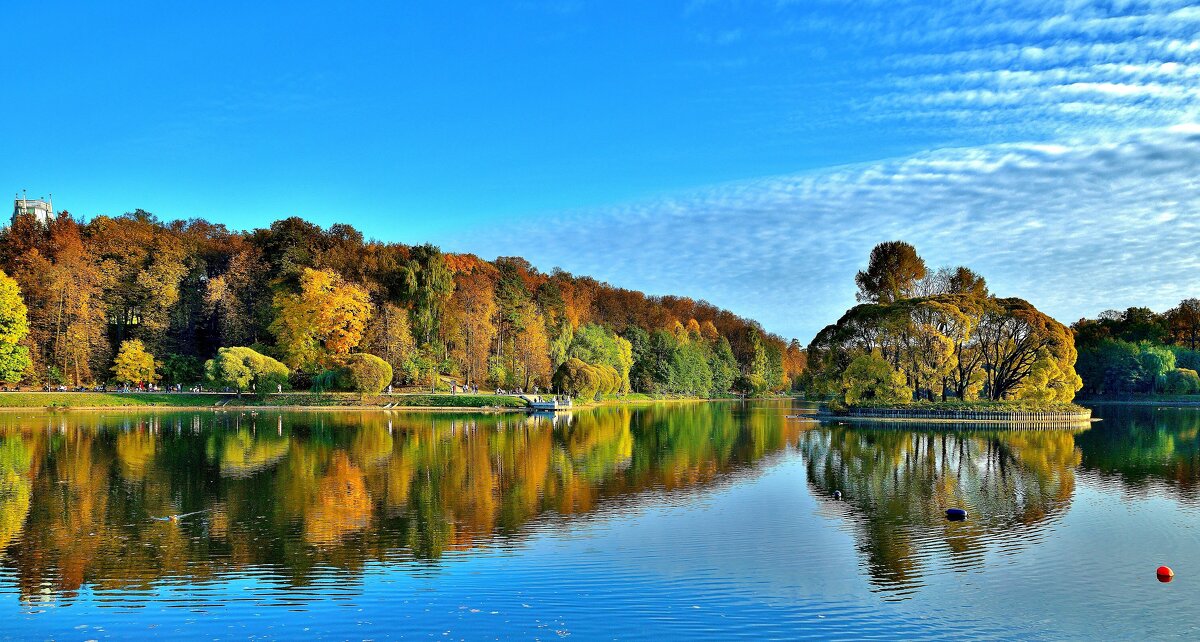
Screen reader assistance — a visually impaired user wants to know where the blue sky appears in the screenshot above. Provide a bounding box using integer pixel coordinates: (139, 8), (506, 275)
(4, 1), (1199, 341)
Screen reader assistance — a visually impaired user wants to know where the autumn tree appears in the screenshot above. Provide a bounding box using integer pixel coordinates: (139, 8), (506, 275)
(0, 270), (31, 383)
(86, 212), (189, 353)
(111, 339), (158, 385)
(809, 244), (1082, 404)
(446, 260), (497, 387)
(0, 214), (788, 395)
(363, 302), (417, 383)
(1166, 299), (1200, 351)
(975, 298), (1081, 400)
(270, 268), (373, 371)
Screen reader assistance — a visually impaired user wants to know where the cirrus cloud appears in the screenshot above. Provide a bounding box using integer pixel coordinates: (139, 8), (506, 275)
(463, 125), (1200, 342)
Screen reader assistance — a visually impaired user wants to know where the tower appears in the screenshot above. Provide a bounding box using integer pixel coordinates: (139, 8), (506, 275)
(12, 190), (54, 226)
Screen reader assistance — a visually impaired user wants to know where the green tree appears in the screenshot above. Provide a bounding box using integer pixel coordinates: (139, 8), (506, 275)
(841, 351), (912, 405)
(709, 337), (739, 396)
(855, 241), (927, 304)
(161, 354), (204, 385)
(1160, 368), (1200, 394)
(568, 324), (634, 392)
(553, 357), (603, 400)
(406, 244), (455, 348)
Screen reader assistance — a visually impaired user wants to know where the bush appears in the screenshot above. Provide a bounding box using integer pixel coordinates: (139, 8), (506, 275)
(1160, 368), (1200, 395)
(553, 358), (601, 400)
(311, 354), (393, 394)
(344, 353), (393, 394)
(205, 347), (290, 392)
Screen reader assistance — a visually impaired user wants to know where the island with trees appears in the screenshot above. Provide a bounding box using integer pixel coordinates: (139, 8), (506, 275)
(805, 241), (1091, 425)
(0, 209), (806, 409)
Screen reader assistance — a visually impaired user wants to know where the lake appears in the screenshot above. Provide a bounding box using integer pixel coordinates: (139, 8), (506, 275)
(0, 401), (1197, 639)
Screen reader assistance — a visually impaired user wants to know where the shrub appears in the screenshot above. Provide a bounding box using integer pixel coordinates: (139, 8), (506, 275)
(311, 353), (393, 394)
(205, 347), (290, 392)
(1159, 368), (1200, 395)
(344, 353), (393, 394)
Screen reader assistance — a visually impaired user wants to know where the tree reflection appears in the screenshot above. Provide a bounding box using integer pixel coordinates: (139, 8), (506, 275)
(800, 424), (1080, 595)
(1077, 405), (1200, 500)
(0, 403), (797, 601)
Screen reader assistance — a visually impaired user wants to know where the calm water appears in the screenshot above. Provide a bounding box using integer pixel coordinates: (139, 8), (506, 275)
(0, 401), (1197, 640)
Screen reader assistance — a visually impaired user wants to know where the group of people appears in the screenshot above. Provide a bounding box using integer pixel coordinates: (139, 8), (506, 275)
(494, 385), (537, 396)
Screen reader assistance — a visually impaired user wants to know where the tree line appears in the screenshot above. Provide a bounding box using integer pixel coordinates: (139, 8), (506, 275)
(806, 241), (1083, 405)
(1073, 302), (1200, 396)
(0, 210), (804, 396)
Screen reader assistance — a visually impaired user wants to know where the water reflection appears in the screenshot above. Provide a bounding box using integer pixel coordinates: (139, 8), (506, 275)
(3, 402), (1200, 610)
(1077, 405), (1200, 499)
(800, 424), (1081, 597)
(0, 404), (799, 602)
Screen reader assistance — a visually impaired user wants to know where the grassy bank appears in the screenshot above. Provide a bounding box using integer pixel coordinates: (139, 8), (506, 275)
(0, 393), (221, 408)
(0, 391), (766, 411)
(0, 392), (529, 410)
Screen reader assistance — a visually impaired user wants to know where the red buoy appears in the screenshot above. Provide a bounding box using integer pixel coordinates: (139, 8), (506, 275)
(1157, 566), (1174, 582)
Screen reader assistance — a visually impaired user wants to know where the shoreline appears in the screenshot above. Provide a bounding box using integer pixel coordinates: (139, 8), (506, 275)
(819, 403), (1093, 427)
(1078, 398), (1200, 406)
(817, 412), (1096, 429)
(0, 391), (755, 413)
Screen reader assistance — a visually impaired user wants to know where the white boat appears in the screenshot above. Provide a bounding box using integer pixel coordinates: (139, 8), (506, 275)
(526, 395), (573, 411)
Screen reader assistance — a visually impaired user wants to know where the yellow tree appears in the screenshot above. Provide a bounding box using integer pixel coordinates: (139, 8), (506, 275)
(270, 268), (372, 371)
(0, 270), (31, 383)
(111, 339), (158, 385)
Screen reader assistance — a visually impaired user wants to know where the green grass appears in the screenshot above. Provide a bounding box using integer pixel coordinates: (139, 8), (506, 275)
(838, 399), (1088, 413)
(0, 393), (223, 408)
(0, 391), (529, 409)
(383, 394), (527, 408)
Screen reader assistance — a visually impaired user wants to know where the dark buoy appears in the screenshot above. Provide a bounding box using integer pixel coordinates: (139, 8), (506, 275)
(1157, 566), (1174, 582)
(833, 490), (842, 500)
(946, 508), (967, 521)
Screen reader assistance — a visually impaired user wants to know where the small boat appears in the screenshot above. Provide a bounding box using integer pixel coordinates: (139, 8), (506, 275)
(527, 395), (573, 411)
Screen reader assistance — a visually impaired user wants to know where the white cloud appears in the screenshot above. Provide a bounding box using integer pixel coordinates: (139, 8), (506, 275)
(462, 126), (1200, 342)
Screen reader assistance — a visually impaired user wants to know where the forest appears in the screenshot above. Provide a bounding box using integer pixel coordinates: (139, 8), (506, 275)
(0, 210), (805, 397)
(1072, 302), (1200, 396)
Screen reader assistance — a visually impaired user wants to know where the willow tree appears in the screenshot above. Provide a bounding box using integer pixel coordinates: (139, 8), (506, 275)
(974, 298), (1081, 401)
